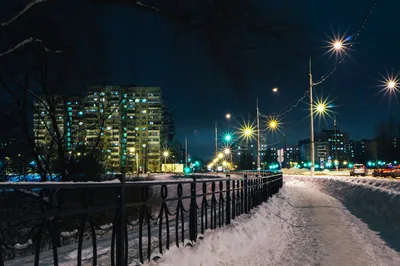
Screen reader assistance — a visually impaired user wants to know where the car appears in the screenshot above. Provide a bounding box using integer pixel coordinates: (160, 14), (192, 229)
(372, 168), (382, 177)
(350, 164), (367, 176)
(390, 166), (400, 178)
(380, 165), (393, 177)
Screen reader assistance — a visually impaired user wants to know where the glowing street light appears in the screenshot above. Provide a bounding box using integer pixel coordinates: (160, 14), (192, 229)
(272, 87), (278, 93)
(333, 40), (343, 50)
(266, 116), (280, 132)
(218, 152), (224, 159)
(316, 103), (326, 114)
(226, 113), (231, 119)
(224, 133), (233, 143)
(268, 120), (278, 130)
(313, 97), (334, 119)
(327, 36), (346, 53)
(379, 75), (399, 97)
(224, 148), (231, 155)
(239, 122), (256, 141)
(161, 149), (171, 173)
(387, 80), (397, 90)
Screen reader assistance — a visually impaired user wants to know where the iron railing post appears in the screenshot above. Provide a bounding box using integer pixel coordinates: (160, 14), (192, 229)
(189, 177), (197, 242)
(226, 179), (231, 225)
(244, 175), (248, 214)
(116, 174), (126, 266)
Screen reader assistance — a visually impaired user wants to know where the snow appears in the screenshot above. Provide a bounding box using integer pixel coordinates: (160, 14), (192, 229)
(285, 175), (400, 252)
(143, 190), (292, 266)
(60, 230), (78, 238)
(144, 177), (400, 266)
(13, 239), (33, 250)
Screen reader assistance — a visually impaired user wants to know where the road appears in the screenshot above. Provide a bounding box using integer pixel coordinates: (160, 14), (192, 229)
(151, 177), (400, 266)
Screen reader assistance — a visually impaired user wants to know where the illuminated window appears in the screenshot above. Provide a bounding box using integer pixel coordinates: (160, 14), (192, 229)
(135, 99), (140, 103)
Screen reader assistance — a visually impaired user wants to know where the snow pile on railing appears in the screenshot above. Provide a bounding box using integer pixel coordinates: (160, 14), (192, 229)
(60, 230), (78, 238)
(13, 239), (33, 250)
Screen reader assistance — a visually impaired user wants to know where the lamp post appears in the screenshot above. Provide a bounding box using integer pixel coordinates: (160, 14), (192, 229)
(309, 40), (344, 177)
(129, 148), (136, 174)
(309, 56), (315, 177)
(241, 124), (255, 170)
(256, 98), (261, 174)
(224, 147), (232, 172)
(315, 99), (339, 171)
(162, 150), (170, 173)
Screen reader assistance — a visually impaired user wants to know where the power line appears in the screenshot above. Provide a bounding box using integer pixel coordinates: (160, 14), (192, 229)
(274, 3), (377, 119)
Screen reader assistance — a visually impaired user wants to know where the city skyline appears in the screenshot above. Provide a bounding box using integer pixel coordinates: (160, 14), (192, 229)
(1, 1), (400, 161)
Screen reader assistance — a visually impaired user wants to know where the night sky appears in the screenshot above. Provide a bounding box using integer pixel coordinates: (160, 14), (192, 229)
(1, 0), (400, 159)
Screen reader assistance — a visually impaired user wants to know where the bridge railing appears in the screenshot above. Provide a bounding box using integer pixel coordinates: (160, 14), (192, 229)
(0, 173), (283, 266)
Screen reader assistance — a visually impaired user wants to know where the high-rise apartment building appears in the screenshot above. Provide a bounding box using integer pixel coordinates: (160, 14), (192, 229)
(33, 95), (67, 148)
(33, 86), (171, 173)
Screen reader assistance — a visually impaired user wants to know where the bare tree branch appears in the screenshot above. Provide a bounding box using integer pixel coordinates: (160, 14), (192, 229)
(0, 0), (51, 27)
(0, 37), (62, 58)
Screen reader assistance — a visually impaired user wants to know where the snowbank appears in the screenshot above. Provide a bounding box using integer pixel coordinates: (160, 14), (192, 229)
(143, 186), (295, 266)
(282, 168), (351, 176)
(285, 175), (400, 252)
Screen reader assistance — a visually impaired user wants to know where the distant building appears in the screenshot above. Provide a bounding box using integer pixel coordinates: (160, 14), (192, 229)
(298, 129), (352, 166)
(363, 139), (378, 162)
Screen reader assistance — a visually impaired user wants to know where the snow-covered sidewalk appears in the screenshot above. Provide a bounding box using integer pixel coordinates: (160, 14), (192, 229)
(146, 178), (400, 266)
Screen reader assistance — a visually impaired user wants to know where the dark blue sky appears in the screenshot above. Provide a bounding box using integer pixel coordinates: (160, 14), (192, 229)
(2, 0), (400, 159)
(94, 0), (400, 158)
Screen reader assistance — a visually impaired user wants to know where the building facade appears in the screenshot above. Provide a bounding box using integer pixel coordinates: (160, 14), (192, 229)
(33, 86), (172, 173)
(298, 129), (352, 166)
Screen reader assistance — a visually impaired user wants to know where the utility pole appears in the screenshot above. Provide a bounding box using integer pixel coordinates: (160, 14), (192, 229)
(215, 121), (218, 155)
(256, 97), (261, 174)
(334, 114), (338, 171)
(309, 55), (315, 177)
(185, 135), (188, 167)
(284, 133), (287, 168)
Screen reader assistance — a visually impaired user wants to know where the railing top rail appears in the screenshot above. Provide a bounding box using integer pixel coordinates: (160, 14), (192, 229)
(0, 173), (282, 189)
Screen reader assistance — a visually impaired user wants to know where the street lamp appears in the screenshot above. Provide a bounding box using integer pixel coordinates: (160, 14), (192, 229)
(239, 123), (255, 141)
(226, 113), (231, 119)
(316, 103), (326, 114)
(161, 150), (171, 173)
(224, 148), (231, 155)
(267, 118), (279, 131)
(218, 152), (224, 159)
(333, 41), (343, 50)
(387, 79), (397, 90)
(129, 148), (136, 174)
(272, 87), (278, 93)
(309, 39), (344, 177)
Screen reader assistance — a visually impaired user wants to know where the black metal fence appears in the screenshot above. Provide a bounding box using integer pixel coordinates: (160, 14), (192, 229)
(0, 173), (283, 266)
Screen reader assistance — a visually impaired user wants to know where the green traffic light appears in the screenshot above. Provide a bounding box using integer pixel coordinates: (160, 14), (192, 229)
(224, 134), (232, 142)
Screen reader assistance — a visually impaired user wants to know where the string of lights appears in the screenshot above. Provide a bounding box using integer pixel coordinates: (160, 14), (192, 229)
(271, 3), (377, 119)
